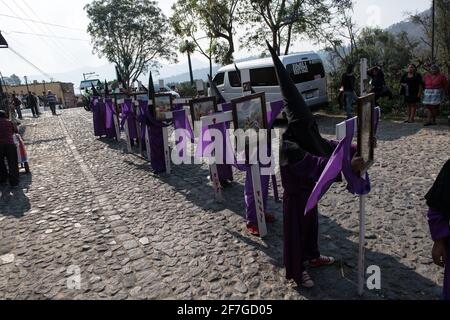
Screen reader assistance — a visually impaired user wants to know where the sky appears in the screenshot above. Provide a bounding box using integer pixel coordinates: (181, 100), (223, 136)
(0, 0), (432, 87)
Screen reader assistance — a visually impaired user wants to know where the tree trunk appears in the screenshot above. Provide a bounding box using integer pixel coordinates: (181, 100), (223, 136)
(273, 31), (279, 56)
(284, 25), (293, 55)
(224, 33), (235, 65)
(187, 51), (194, 86)
(209, 57), (213, 80)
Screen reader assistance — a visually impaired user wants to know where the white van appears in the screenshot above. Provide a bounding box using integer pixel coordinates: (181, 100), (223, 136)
(212, 52), (328, 118)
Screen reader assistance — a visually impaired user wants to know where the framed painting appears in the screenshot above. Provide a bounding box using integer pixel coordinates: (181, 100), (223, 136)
(189, 96), (218, 122)
(231, 92), (268, 163)
(153, 93), (173, 120)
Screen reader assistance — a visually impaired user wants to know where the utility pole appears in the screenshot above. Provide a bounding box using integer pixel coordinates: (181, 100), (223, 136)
(24, 76), (30, 93)
(431, 0), (436, 63)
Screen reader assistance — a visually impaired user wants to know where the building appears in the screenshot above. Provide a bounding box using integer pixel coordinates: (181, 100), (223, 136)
(4, 81), (77, 108)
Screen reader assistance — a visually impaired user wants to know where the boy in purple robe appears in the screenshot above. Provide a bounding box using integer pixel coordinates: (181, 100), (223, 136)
(267, 42), (364, 288)
(426, 160), (450, 300)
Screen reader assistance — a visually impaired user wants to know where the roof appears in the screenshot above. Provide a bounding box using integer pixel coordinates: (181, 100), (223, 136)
(217, 51), (320, 73)
(80, 79), (101, 90)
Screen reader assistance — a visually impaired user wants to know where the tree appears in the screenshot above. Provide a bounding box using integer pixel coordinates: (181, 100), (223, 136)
(85, 0), (176, 89)
(239, 0), (351, 56)
(9, 74), (22, 85)
(179, 40), (196, 85)
(198, 0), (240, 65)
(409, 0), (450, 63)
(171, 0), (216, 77)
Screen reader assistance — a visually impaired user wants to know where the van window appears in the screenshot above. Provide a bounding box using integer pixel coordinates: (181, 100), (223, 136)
(228, 71), (241, 87)
(250, 67), (278, 86)
(213, 72), (225, 86)
(286, 59), (325, 84)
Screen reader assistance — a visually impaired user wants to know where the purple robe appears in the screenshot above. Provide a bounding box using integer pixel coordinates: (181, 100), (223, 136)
(105, 98), (118, 139)
(91, 98), (106, 137)
(427, 208), (450, 300)
(281, 141), (337, 284)
(121, 99), (138, 140)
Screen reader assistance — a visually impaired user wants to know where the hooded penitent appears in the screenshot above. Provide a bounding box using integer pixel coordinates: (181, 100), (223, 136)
(104, 80), (109, 98)
(148, 71), (155, 100)
(426, 160), (450, 212)
(91, 84), (100, 97)
(266, 41), (333, 165)
(208, 74), (226, 104)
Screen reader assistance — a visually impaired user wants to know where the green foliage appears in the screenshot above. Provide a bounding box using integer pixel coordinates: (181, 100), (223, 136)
(239, 0), (351, 56)
(85, 0), (176, 88)
(8, 74), (21, 85)
(176, 81), (197, 98)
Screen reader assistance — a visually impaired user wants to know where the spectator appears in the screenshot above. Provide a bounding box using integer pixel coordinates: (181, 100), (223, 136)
(341, 64), (357, 119)
(11, 94), (22, 122)
(46, 90), (57, 116)
(422, 64), (448, 126)
(41, 91), (47, 108)
(0, 110), (19, 188)
(27, 91), (40, 118)
(12, 92), (23, 120)
(400, 64), (423, 123)
(367, 65), (392, 104)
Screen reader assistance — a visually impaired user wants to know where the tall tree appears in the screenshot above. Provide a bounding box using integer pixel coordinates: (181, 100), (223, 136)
(171, 0), (216, 77)
(240, 0), (351, 56)
(199, 0), (240, 65)
(85, 0), (176, 89)
(9, 74), (22, 85)
(409, 0), (450, 63)
(179, 40), (196, 85)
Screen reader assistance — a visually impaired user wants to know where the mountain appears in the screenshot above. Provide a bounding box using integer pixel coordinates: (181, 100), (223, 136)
(387, 9), (430, 48)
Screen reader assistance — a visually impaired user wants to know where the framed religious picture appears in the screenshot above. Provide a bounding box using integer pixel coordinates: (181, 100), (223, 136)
(189, 96), (218, 122)
(357, 93), (375, 172)
(153, 93), (173, 120)
(231, 92), (268, 162)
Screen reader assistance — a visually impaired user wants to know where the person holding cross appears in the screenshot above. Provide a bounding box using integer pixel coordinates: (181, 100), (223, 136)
(426, 160), (450, 300)
(267, 42), (365, 288)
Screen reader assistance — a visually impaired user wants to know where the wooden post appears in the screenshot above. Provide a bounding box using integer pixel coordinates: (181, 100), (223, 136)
(251, 164), (268, 238)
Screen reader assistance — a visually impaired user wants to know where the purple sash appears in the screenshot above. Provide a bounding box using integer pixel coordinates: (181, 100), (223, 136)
(120, 99), (138, 139)
(304, 110), (381, 214)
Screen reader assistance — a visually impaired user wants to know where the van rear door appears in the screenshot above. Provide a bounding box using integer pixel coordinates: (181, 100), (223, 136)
(284, 57), (327, 107)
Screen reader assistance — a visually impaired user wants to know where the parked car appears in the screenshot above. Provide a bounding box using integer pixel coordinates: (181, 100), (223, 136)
(212, 52), (328, 119)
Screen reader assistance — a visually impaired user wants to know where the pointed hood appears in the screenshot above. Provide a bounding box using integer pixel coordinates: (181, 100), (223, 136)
(234, 64), (255, 94)
(0, 31), (8, 48)
(115, 66), (124, 88)
(148, 71), (155, 100)
(91, 83), (100, 97)
(266, 40), (333, 160)
(208, 74), (226, 104)
(104, 80), (109, 97)
(266, 41), (314, 125)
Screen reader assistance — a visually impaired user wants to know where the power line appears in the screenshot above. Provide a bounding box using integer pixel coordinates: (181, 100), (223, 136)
(4, 30), (89, 42)
(18, 0), (89, 65)
(0, 13), (85, 31)
(0, 0), (82, 67)
(7, 46), (53, 81)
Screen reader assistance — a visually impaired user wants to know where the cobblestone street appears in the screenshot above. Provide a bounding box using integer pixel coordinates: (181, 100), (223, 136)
(1, 108), (449, 300)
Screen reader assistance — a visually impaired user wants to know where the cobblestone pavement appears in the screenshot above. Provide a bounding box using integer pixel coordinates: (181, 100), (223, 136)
(0, 108), (449, 300)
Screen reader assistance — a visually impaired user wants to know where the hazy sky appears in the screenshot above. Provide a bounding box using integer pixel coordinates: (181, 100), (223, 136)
(0, 0), (431, 83)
